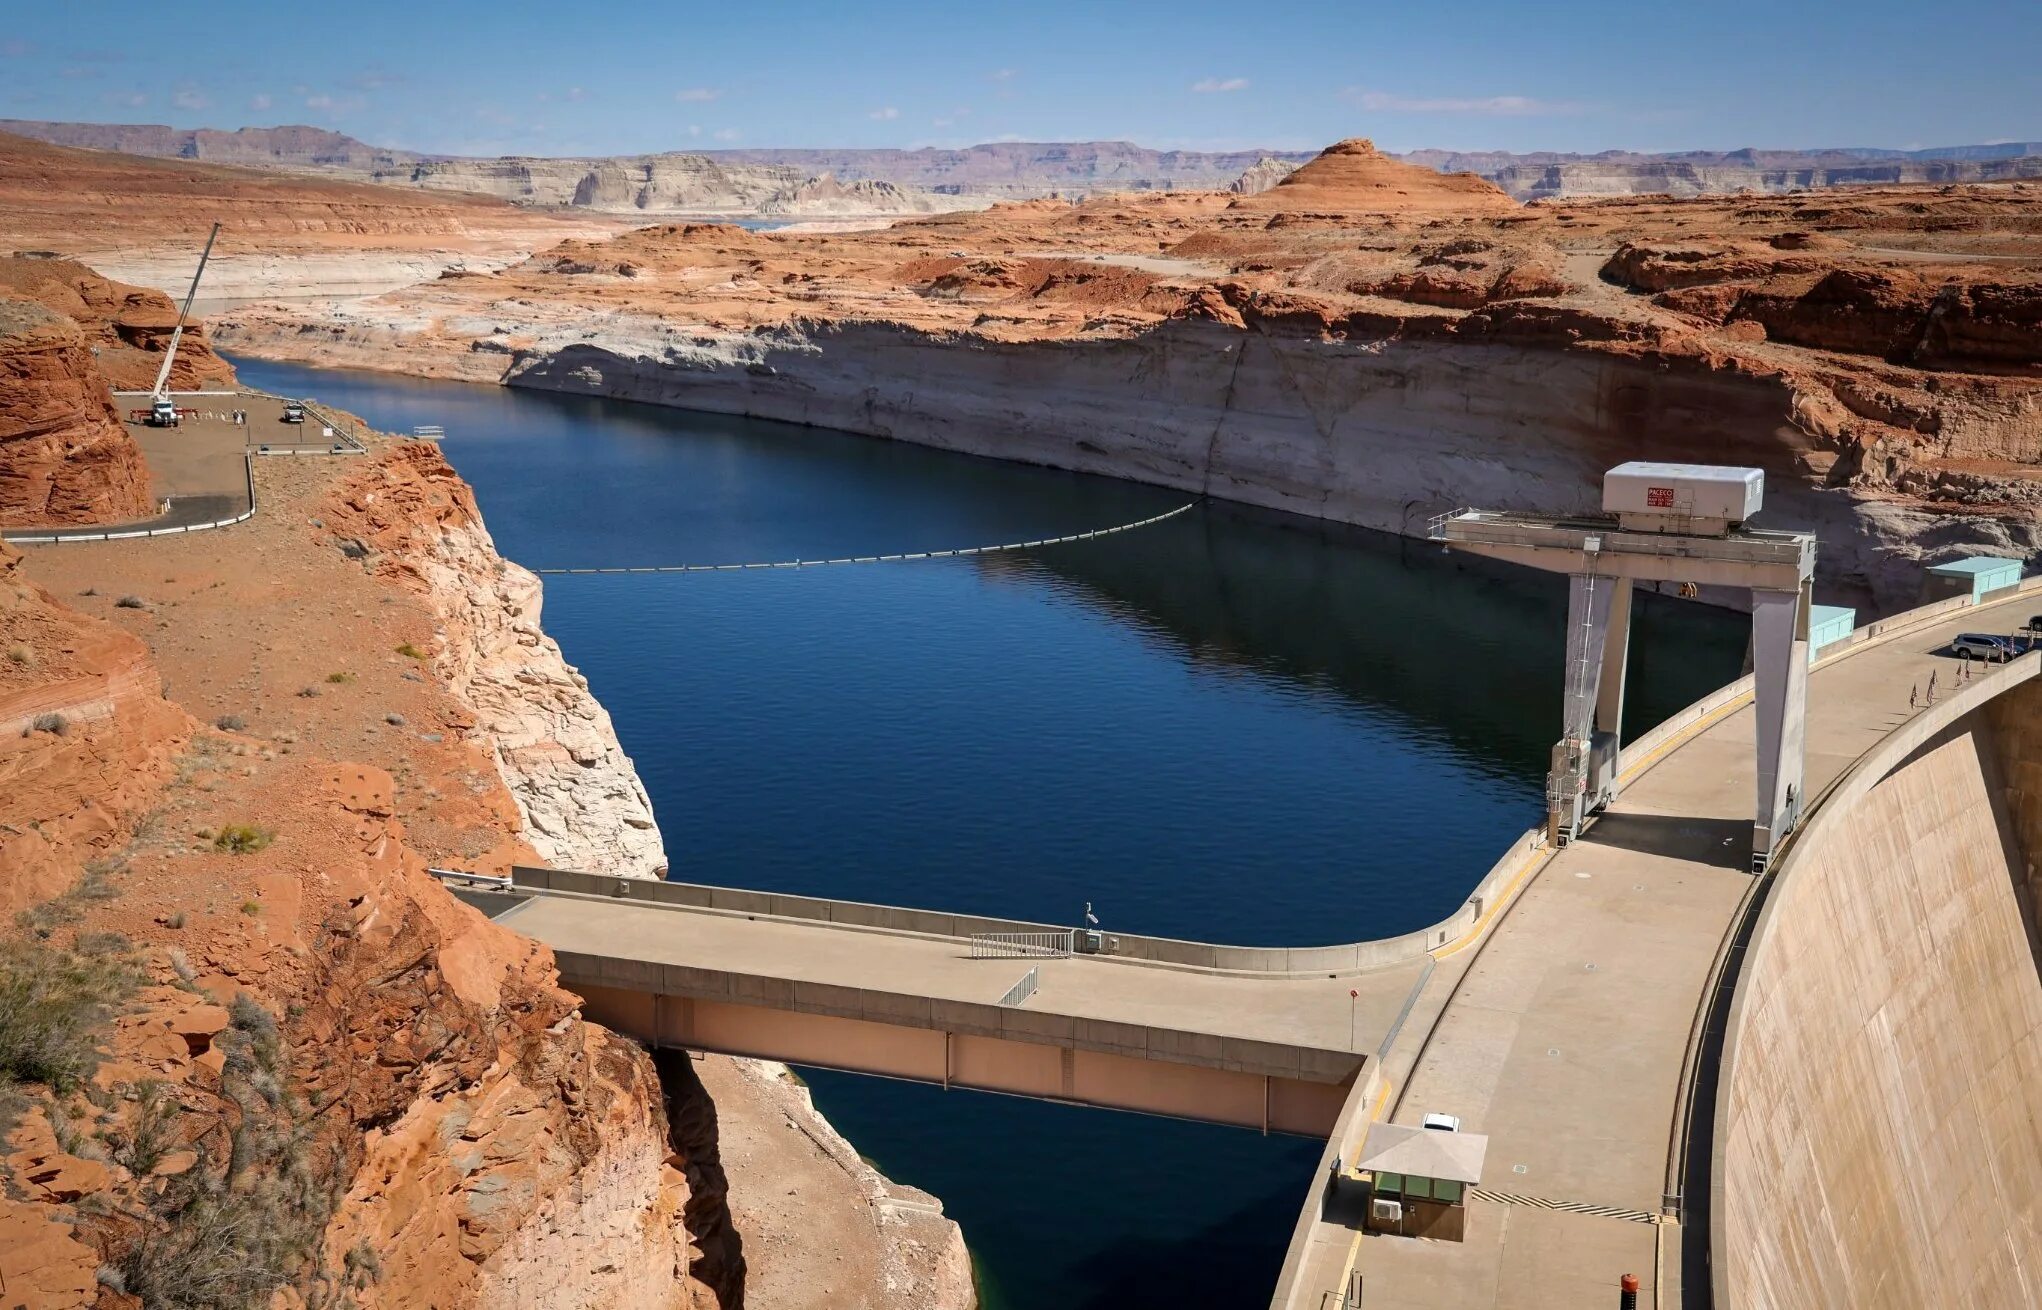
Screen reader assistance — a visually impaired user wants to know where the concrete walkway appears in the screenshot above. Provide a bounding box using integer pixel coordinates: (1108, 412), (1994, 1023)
(1296, 590), (2039, 1309)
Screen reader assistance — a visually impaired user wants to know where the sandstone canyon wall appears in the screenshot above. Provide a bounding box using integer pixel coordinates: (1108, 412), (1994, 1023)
(316, 442), (667, 877)
(208, 140), (2042, 612)
(0, 299), (154, 526)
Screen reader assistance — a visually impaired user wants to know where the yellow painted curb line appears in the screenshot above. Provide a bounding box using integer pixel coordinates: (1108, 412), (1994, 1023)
(1332, 1077), (1397, 1298)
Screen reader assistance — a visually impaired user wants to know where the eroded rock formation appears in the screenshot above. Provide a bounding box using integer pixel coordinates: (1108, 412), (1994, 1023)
(212, 138), (2042, 609)
(0, 254), (235, 390)
(0, 298), (154, 526)
(317, 441), (668, 876)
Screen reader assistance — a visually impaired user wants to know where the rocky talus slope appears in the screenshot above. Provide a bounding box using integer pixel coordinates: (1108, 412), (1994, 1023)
(0, 299), (154, 526)
(216, 139), (2042, 610)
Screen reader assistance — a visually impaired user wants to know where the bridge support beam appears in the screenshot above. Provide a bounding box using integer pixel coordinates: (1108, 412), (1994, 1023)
(572, 983), (1355, 1136)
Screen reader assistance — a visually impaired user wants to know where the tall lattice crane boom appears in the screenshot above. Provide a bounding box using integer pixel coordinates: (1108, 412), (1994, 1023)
(146, 222), (220, 422)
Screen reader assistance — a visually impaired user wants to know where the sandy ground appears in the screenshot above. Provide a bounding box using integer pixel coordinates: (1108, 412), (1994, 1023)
(17, 444), (531, 875)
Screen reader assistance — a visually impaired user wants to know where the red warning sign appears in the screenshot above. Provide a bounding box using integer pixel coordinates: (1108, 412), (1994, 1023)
(1646, 486), (1675, 508)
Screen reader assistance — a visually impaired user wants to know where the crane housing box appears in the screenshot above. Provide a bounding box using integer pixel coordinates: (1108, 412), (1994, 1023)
(1602, 462), (1764, 536)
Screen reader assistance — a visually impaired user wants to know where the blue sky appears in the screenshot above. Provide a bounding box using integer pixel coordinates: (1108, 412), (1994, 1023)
(3, 1), (2036, 158)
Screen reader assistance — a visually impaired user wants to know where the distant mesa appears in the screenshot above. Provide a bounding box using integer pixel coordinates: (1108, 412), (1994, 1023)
(1228, 138), (1517, 216)
(2, 119), (2038, 215)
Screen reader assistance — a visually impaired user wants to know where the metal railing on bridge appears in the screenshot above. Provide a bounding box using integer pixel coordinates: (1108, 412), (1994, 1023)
(997, 967), (1040, 1007)
(968, 930), (1075, 960)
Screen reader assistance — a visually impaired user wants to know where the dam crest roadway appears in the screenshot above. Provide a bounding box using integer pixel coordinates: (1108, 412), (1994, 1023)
(458, 555), (2042, 1310)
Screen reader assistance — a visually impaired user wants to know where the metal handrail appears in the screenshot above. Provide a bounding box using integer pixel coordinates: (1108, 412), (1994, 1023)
(969, 930), (1074, 960)
(427, 867), (513, 890)
(998, 967), (1040, 1006)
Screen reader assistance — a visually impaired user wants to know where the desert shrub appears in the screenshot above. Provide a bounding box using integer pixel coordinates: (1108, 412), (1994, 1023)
(27, 712), (66, 737)
(119, 991), (337, 1307)
(213, 715), (247, 732)
(115, 595), (147, 609)
(111, 1080), (178, 1176)
(213, 825), (273, 856)
(393, 642), (426, 660)
(324, 671), (353, 685)
(4, 644), (31, 666)
(0, 932), (137, 1092)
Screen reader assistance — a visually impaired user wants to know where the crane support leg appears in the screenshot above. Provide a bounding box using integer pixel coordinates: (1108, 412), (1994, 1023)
(1750, 581), (1811, 871)
(1549, 573), (1625, 845)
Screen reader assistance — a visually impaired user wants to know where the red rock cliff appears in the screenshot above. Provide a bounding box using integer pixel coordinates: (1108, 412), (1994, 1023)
(0, 298), (154, 526)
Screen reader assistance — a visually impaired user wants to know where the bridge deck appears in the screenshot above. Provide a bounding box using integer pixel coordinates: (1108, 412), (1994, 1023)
(1300, 588), (2036, 1309)
(498, 889), (1429, 1099)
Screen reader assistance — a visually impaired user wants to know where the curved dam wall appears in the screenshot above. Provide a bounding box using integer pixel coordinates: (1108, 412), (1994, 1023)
(501, 320), (1962, 607)
(1716, 670), (2042, 1309)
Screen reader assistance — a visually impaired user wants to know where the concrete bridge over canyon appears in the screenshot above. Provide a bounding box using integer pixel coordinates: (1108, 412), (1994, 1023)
(462, 578), (2042, 1310)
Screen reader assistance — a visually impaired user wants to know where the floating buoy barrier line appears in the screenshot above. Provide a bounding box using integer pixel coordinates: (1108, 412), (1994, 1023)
(530, 501), (1198, 575)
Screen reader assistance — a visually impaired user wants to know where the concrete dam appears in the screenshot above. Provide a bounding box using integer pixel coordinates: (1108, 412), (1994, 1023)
(1715, 664), (2042, 1309)
(460, 518), (2042, 1307)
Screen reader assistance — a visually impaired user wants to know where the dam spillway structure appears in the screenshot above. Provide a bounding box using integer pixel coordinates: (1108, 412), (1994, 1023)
(1434, 463), (1817, 870)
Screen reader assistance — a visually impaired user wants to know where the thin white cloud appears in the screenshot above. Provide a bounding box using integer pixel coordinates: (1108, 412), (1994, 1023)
(0, 39), (31, 58)
(304, 93), (366, 114)
(104, 90), (148, 109)
(868, 106), (900, 121)
(249, 93), (273, 111)
(172, 87), (212, 111)
(566, 86), (587, 102)
(349, 70), (403, 91)
(59, 66), (101, 80)
(687, 124), (702, 137)
(674, 87), (721, 103)
(1341, 87), (1580, 115)
(988, 68), (1016, 82)
(1191, 77), (1250, 94)
(712, 127), (740, 141)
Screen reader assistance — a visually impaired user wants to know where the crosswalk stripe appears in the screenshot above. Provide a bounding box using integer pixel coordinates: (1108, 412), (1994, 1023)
(1469, 1188), (1662, 1225)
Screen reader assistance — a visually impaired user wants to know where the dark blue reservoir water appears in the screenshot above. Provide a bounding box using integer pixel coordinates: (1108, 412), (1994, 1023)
(230, 357), (1745, 1307)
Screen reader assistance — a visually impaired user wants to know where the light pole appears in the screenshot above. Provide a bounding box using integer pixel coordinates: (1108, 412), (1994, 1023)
(1349, 988), (1359, 1050)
